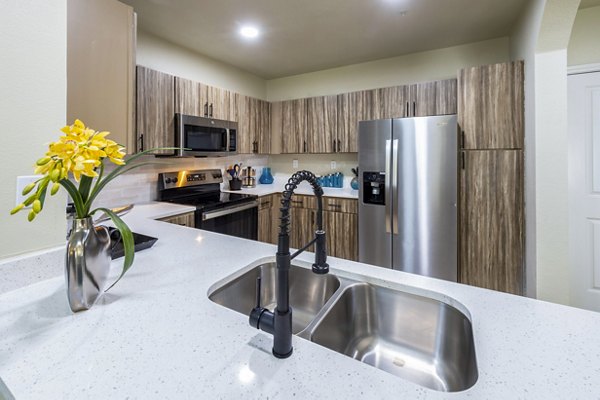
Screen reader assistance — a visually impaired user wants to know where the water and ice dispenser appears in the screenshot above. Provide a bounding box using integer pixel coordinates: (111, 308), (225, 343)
(362, 172), (385, 205)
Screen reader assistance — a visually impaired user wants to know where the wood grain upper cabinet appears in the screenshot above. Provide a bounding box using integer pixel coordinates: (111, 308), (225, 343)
(67, 0), (135, 153)
(458, 61), (524, 149)
(136, 66), (175, 154)
(410, 81), (436, 117)
(337, 90), (372, 153)
(204, 86), (238, 121)
(175, 79), (237, 121)
(405, 79), (457, 117)
(307, 95), (337, 153)
(257, 99), (272, 154)
(237, 95), (256, 154)
(374, 85), (409, 119)
(281, 99), (307, 153)
(174, 77), (203, 116)
(435, 79), (458, 115)
(238, 96), (271, 154)
(460, 150), (524, 295)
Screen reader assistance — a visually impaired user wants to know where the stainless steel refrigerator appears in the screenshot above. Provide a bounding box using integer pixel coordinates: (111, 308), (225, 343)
(358, 115), (458, 281)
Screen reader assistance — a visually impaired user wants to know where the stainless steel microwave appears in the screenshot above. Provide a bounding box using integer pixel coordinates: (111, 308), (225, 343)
(175, 113), (237, 157)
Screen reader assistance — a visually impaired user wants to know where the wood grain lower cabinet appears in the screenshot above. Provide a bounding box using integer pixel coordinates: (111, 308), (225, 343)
(458, 61), (524, 149)
(286, 195), (358, 261)
(136, 66), (175, 154)
(459, 150), (524, 295)
(258, 195), (275, 243)
(157, 212), (195, 228)
(331, 211), (358, 261)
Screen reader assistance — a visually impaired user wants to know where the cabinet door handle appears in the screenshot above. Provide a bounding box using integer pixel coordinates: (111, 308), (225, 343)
(204, 102), (208, 116)
(139, 133), (144, 152)
(406, 102), (409, 116)
(413, 101), (416, 116)
(304, 140), (307, 153)
(337, 139), (341, 153)
(460, 130), (465, 149)
(209, 103), (213, 117)
(333, 139), (336, 153)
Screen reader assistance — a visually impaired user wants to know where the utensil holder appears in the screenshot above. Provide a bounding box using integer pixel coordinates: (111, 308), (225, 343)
(229, 178), (242, 190)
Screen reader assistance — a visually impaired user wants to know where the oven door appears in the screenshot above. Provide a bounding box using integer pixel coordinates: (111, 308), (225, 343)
(197, 201), (258, 240)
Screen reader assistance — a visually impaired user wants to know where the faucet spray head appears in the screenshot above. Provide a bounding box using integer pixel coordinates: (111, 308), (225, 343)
(312, 230), (329, 274)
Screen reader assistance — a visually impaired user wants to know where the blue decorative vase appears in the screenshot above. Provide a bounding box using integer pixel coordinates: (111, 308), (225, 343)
(350, 177), (359, 190)
(259, 167), (274, 184)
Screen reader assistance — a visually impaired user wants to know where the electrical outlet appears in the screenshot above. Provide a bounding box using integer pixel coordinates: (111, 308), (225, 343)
(16, 175), (42, 208)
(292, 159), (298, 168)
(330, 161), (337, 170)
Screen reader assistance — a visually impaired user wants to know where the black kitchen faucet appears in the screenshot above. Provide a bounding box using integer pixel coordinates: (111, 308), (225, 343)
(249, 170), (329, 358)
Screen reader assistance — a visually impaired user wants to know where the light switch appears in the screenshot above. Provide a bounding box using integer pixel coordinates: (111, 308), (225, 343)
(16, 175), (42, 208)
(330, 161), (336, 170)
(292, 159), (298, 168)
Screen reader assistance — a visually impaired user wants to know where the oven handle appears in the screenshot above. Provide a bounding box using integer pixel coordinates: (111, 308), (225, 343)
(201, 200), (259, 221)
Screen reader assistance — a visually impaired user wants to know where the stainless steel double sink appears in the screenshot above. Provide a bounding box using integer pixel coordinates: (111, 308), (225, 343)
(208, 261), (478, 392)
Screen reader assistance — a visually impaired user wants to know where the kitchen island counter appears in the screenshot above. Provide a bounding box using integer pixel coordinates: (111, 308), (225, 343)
(0, 203), (599, 399)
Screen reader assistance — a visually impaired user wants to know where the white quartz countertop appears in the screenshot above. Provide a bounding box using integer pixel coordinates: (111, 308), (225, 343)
(222, 176), (359, 199)
(1, 202), (599, 399)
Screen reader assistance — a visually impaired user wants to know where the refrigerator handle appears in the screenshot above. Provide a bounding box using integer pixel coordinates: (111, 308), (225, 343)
(385, 139), (392, 234)
(392, 139), (399, 235)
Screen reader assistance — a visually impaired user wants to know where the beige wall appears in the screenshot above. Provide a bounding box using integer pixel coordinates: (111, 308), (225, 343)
(0, 0), (68, 259)
(137, 30), (267, 99)
(510, 0), (580, 305)
(266, 37), (510, 101)
(509, 0), (546, 299)
(269, 154), (357, 178)
(568, 5), (600, 66)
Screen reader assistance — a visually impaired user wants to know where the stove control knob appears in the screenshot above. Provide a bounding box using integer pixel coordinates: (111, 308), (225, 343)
(172, 177), (178, 184)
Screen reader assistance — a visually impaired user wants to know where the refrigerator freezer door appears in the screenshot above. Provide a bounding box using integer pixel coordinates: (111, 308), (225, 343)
(391, 115), (458, 281)
(358, 119), (393, 268)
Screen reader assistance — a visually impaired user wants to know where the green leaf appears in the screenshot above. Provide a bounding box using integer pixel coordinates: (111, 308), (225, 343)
(60, 179), (86, 218)
(92, 207), (135, 291)
(78, 175), (94, 203)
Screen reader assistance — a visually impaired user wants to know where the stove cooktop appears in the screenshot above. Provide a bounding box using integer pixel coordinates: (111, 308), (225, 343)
(163, 191), (257, 211)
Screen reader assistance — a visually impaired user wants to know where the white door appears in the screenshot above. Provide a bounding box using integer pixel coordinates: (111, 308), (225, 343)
(568, 70), (600, 311)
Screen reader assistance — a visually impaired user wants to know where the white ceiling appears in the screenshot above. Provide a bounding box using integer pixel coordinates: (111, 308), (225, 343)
(121, 0), (528, 79)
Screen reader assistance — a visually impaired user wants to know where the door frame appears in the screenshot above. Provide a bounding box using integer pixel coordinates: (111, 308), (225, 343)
(567, 66), (600, 311)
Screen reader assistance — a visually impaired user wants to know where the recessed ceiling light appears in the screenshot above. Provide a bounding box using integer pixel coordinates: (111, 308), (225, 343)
(239, 26), (259, 39)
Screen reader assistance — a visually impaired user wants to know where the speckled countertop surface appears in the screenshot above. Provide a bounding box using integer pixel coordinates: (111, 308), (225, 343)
(1, 203), (599, 399)
(222, 176), (359, 199)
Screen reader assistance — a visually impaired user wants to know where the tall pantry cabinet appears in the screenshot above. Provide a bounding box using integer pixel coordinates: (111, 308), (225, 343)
(458, 60), (525, 295)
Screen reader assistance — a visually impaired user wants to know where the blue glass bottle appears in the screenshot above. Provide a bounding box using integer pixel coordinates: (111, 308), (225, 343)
(259, 167), (274, 184)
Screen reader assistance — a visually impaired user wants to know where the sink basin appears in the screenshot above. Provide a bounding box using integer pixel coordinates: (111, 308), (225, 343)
(308, 283), (478, 392)
(208, 263), (340, 334)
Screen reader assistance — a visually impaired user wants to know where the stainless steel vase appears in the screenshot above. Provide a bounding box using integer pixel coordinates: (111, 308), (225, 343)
(65, 217), (111, 312)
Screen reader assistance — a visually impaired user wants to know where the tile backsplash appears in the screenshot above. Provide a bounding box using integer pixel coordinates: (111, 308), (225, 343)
(94, 154), (268, 208)
(92, 153), (357, 208)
